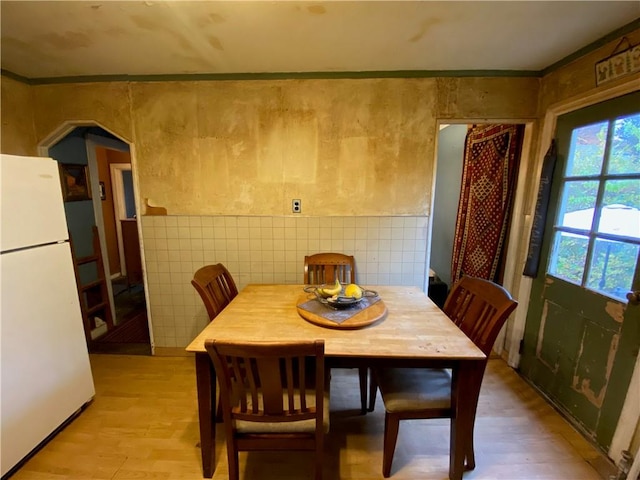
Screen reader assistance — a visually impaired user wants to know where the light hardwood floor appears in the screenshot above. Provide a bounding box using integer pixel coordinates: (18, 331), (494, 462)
(10, 355), (616, 480)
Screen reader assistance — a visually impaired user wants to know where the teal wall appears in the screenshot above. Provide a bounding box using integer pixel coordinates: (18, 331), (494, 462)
(431, 125), (466, 288)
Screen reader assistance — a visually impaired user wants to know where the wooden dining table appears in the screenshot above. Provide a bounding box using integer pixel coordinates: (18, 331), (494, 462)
(185, 284), (486, 480)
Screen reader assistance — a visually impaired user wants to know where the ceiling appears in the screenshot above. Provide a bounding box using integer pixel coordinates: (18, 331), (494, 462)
(1, 1), (639, 81)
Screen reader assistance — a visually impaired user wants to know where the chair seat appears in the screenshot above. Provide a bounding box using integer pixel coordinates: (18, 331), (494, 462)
(376, 368), (452, 412)
(236, 391), (330, 434)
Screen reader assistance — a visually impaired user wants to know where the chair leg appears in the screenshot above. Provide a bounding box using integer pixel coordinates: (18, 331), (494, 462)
(465, 380), (482, 470)
(465, 433), (476, 470)
(358, 367), (368, 414)
(382, 412), (400, 478)
(465, 410), (478, 470)
(368, 368), (377, 412)
(227, 439), (240, 480)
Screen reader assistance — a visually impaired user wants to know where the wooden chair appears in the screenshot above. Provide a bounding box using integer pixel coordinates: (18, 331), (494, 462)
(372, 275), (518, 477)
(304, 252), (355, 285)
(205, 339), (329, 480)
(192, 263), (240, 421)
(191, 263), (238, 321)
(304, 252), (369, 414)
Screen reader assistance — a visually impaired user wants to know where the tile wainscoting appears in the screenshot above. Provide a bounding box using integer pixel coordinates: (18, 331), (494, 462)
(141, 215), (429, 348)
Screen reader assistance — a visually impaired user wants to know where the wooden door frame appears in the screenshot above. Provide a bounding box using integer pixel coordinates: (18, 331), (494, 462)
(511, 78), (640, 466)
(109, 163), (133, 276)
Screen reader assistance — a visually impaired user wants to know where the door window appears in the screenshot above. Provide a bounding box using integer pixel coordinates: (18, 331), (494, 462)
(548, 113), (640, 301)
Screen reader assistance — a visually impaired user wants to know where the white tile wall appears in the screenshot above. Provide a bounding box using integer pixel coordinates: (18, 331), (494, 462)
(141, 215), (429, 348)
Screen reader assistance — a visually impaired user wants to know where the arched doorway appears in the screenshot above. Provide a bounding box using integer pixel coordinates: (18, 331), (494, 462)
(38, 122), (151, 354)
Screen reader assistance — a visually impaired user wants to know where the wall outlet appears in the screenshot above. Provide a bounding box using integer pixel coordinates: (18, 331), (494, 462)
(292, 199), (301, 213)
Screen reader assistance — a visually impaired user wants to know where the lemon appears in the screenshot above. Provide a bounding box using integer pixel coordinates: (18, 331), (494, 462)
(344, 283), (363, 299)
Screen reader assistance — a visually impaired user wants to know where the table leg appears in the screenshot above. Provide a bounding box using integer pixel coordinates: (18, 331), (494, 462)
(195, 352), (216, 478)
(449, 360), (483, 480)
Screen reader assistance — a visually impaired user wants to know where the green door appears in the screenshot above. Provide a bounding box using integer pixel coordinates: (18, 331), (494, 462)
(520, 91), (640, 452)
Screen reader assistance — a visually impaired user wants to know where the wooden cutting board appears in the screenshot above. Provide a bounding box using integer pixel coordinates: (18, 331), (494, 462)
(296, 294), (388, 329)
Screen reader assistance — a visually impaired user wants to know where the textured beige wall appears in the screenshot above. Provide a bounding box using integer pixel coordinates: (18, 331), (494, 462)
(131, 78), (443, 216)
(6, 76), (539, 217)
(31, 82), (133, 144)
(436, 77), (540, 119)
(1, 76), (37, 156)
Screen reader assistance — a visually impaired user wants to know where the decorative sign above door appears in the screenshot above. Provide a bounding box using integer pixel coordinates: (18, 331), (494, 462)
(595, 36), (640, 86)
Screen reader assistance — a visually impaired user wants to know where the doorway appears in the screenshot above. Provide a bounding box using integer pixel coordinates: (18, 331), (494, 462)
(431, 122), (527, 356)
(44, 125), (151, 354)
(519, 91), (640, 454)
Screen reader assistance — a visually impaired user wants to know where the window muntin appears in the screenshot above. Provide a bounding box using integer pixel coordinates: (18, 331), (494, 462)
(548, 113), (640, 301)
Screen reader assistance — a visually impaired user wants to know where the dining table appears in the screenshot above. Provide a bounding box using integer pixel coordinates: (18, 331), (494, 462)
(185, 284), (486, 480)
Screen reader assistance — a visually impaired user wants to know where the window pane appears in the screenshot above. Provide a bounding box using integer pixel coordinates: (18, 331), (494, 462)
(566, 122), (608, 177)
(548, 232), (588, 284)
(558, 181), (599, 231)
(599, 180), (640, 239)
(586, 239), (639, 300)
(608, 113), (640, 175)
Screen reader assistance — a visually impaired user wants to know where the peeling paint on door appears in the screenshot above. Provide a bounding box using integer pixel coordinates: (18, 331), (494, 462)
(572, 332), (620, 408)
(605, 301), (625, 323)
(535, 301), (549, 358)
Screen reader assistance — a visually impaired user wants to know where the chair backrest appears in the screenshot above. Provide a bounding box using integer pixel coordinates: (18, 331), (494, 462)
(205, 339), (325, 429)
(191, 263), (238, 320)
(443, 275), (518, 355)
(304, 252), (355, 284)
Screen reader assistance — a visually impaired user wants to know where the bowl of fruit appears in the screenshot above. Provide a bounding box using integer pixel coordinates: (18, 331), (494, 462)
(304, 280), (376, 309)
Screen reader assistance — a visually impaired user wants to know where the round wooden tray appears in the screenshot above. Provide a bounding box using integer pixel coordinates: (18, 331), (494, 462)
(296, 293), (387, 329)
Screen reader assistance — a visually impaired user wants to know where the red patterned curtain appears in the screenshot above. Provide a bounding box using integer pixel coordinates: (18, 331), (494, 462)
(451, 124), (523, 284)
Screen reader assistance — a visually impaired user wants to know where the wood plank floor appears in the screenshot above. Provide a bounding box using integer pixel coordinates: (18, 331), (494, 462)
(10, 355), (616, 480)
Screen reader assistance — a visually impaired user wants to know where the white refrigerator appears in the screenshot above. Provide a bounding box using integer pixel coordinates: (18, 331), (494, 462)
(1, 154), (95, 476)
